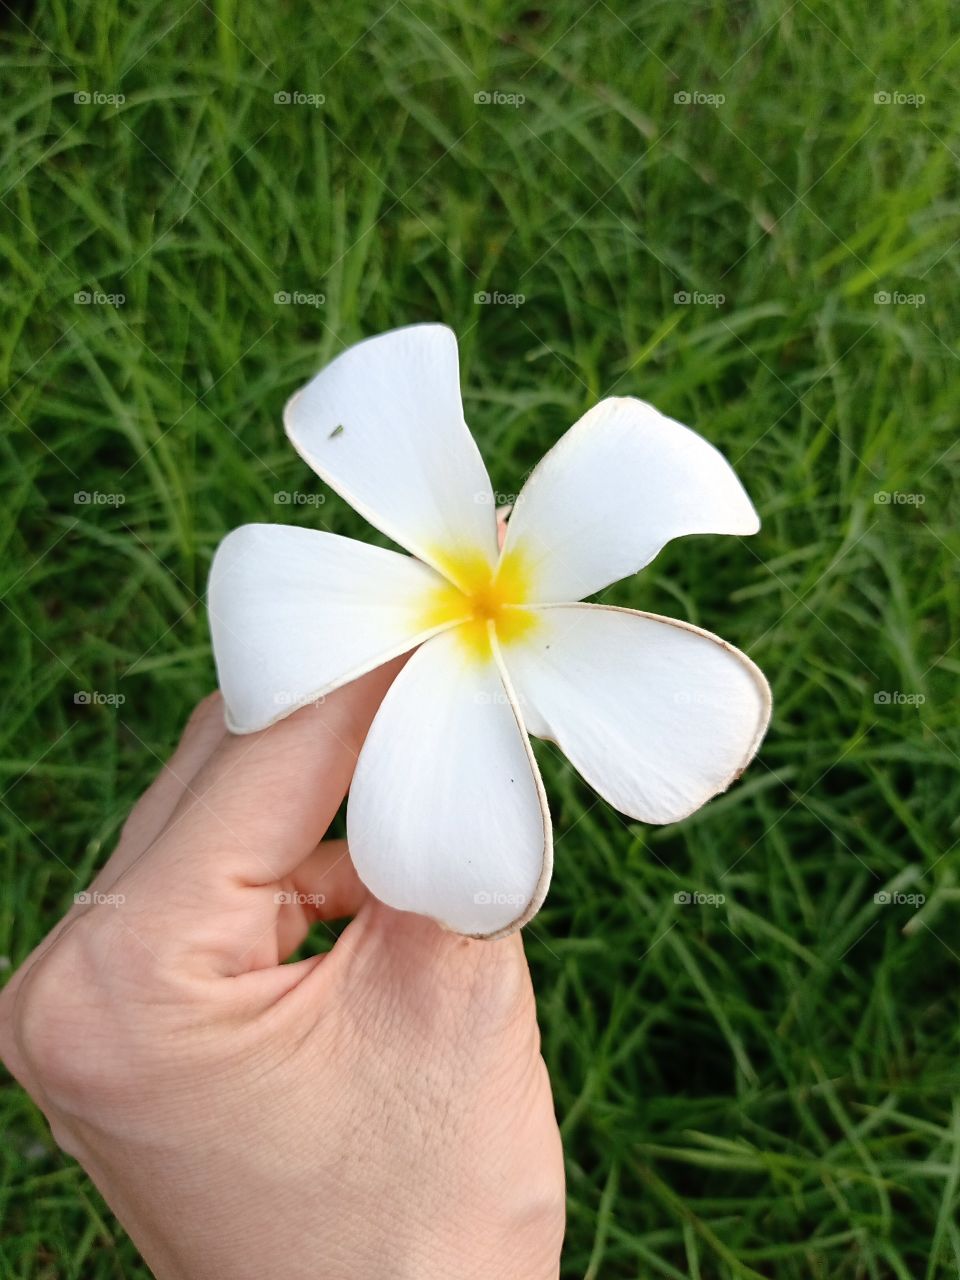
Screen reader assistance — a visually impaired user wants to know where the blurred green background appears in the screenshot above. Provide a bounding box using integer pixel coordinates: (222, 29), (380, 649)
(1, 1), (958, 1276)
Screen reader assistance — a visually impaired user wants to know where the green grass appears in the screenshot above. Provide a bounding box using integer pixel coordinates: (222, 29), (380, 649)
(1, 0), (959, 1275)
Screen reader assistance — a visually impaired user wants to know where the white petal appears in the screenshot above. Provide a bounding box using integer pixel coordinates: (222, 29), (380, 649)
(209, 525), (469, 733)
(347, 627), (551, 937)
(501, 604), (771, 824)
(501, 397), (760, 602)
(284, 325), (499, 587)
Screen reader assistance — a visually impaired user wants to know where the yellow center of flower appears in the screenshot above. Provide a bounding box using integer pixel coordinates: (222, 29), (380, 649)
(418, 545), (538, 660)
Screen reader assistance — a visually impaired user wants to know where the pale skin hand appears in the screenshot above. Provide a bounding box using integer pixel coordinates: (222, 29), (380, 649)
(0, 663), (565, 1280)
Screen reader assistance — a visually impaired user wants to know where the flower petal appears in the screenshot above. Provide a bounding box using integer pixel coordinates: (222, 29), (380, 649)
(347, 627), (552, 937)
(501, 397), (760, 602)
(501, 604), (771, 823)
(209, 524), (470, 733)
(284, 324), (499, 587)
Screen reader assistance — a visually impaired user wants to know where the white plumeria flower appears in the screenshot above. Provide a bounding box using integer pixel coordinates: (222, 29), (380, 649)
(209, 324), (771, 938)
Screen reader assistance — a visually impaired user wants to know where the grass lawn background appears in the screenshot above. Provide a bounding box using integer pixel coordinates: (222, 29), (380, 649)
(1, 1), (958, 1276)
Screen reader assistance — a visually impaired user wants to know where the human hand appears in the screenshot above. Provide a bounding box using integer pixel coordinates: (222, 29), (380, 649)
(0, 667), (565, 1279)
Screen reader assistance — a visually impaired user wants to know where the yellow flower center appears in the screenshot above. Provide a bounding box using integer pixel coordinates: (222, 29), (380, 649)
(418, 546), (538, 660)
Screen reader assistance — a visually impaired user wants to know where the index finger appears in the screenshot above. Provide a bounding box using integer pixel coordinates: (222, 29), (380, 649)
(120, 660), (402, 935)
